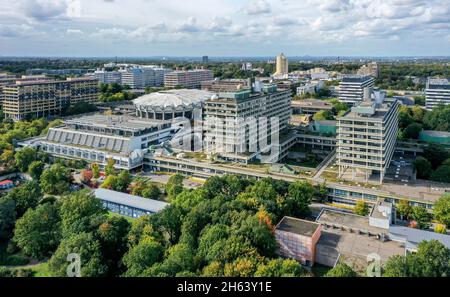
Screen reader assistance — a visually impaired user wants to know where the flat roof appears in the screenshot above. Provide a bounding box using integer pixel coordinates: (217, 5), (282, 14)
(341, 75), (373, 83)
(427, 78), (450, 89)
(291, 99), (332, 108)
(317, 209), (386, 234)
(94, 188), (169, 213)
(421, 130), (450, 137)
(64, 114), (169, 132)
(275, 216), (320, 237)
(389, 226), (450, 248)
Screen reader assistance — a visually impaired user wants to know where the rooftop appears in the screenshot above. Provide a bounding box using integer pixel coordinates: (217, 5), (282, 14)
(341, 75), (373, 83)
(94, 188), (169, 213)
(133, 89), (215, 109)
(64, 114), (169, 132)
(389, 226), (450, 248)
(291, 99), (333, 108)
(317, 209), (386, 235)
(275, 216), (320, 237)
(427, 78), (450, 89)
(421, 130), (450, 138)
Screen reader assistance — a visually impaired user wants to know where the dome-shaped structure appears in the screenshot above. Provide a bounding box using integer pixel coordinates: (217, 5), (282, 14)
(133, 89), (215, 120)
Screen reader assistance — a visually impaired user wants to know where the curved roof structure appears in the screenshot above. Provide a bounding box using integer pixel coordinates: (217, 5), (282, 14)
(133, 89), (215, 110)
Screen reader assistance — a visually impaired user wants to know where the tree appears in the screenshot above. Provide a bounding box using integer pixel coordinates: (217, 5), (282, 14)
(13, 203), (61, 259)
(398, 106), (413, 129)
(91, 163), (100, 179)
(423, 145), (449, 169)
(59, 190), (107, 238)
(28, 160), (44, 180)
(237, 214), (277, 257)
(141, 184), (161, 200)
(433, 194), (450, 228)
(354, 200), (369, 216)
(80, 169), (93, 184)
(115, 170), (132, 192)
(434, 224), (447, 234)
(383, 240), (450, 277)
(286, 181), (314, 217)
(423, 104), (450, 131)
(40, 163), (72, 195)
(48, 232), (107, 277)
(414, 156), (433, 179)
(223, 257), (258, 277)
(325, 263), (357, 277)
(105, 157), (116, 176)
(4, 181), (42, 217)
(159, 243), (196, 276)
(431, 165), (450, 183)
(14, 147), (37, 172)
(254, 258), (303, 277)
(100, 175), (119, 190)
(313, 110), (334, 121)
(403, 123), (422, 139)
(123, 238), (164, 276)
(96, 216), (131, 276)
(410, 206), (432, 230)
(0, 197), (16, 240)
(166, 173), (184, 200)
(396, 200), (413, 220)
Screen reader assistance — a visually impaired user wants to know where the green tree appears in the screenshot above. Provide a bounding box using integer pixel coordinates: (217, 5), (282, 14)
(313, 110), (334, 121)
(398, 106), (413, 129)
(48, 232), (107, 277)
(59, 190), (107, 238)
(325, 263), (357, 277)
(286, 181), (314, 217)
(383, 240), (450, 277)
(354, 200), (369, 216)
(166, 173), (184, 200)
(0, 197), (16, 240)
(123, 238), (164, 276)
(40, 163), (72, 195)
(414, 156), (433, 179)
(141, 184), (161, 200)
(4, 181), (42, 217)
(160, 243), (196, 276)
(13, 203), (61, 259)
(396, 200), (413, 220)
(115, 170), (132, 192)
(433, 194), (450, 228)
(105, 157), (116, 176)
(254, 258), (303, 277)
(28, 160), (45, 180)
(423, 145), (449, 169)
(430, 165), (450, 183)
(403, 123), (423, 139)
(14, 147), (37, 172)
(410, 206), (432, 229)
(91, 163), (100, 179)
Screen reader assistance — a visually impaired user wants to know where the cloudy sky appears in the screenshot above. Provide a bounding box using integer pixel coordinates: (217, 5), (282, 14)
(0, 0), (449, 57)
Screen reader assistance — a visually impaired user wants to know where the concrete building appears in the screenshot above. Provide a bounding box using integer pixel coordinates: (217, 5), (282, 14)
(92, 69), (122, 84)
(274, 53), (289, 78)
(94, 188), (168, 218)
(203, 82), (291, 162)
(202, 56), (209, 63)
(339, 76), (375, 106)
(201, 79), (249, 93)
(1, 77), (99, 121)
(120, 66), (171, 89)
(419, 130), (450, 146)
(425, 78), (450, 110)
(274, 216), (321, 267)
(133, 89), (214, 120)
(40, 114), (174, 170)
(291, 99), (333, 115)
(164, 68), (213, 89)
(357, 62), (380, 78)
(337, 89), (399, 183)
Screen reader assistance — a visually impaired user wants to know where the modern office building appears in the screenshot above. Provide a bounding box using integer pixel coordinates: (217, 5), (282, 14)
(120, 66), (171, 89)
(202, 56), (209, 63)
(425, 78), (450, 110)
(92, 69), (122, 84)
(357, 62), (380, 78)
(203, 82), (291, 162)
(133, 89), (214, 120)
(1, 77), (99, 121)
(339, 75), (375, 106)
(201, 79), (249, 93)
(337, 89), (399, 183)
(40, 114), (174, 170)
(274, 53), (289, 77)
(274, 216), (322, 267)
(94, 188), (169, 218)
(164, 68), (213, 89)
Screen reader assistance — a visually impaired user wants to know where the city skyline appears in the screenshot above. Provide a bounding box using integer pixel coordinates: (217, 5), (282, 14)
(1, 0), (450, 57)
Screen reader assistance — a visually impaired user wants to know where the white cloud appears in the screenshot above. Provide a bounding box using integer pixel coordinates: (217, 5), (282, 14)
(244, 0), (271, 15)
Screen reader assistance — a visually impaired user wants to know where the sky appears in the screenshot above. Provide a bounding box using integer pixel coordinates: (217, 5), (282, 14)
(0, 0), (450, 57)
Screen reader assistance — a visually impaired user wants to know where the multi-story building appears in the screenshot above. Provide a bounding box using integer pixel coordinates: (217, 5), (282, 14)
(425, 78), (450, 110)
(202, 56), (209, 63)
(337, 89), (399, 183)
(357, 62), (380, 78)
(92, 69), (122, 84)
(164, 68), (213, 89)
(1, 77), (99, 121)
(291, 99), (333, 115)
(201, 79), (249, 93)
(40, 114), (174, 170)
(204, 82), (291, 162)
(339, 75), (375, 106)
(274, 53), (288, 77)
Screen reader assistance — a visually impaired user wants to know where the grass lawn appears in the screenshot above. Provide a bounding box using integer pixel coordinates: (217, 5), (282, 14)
(107, 211), (136, 223)
(26, 262), (51, 277)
